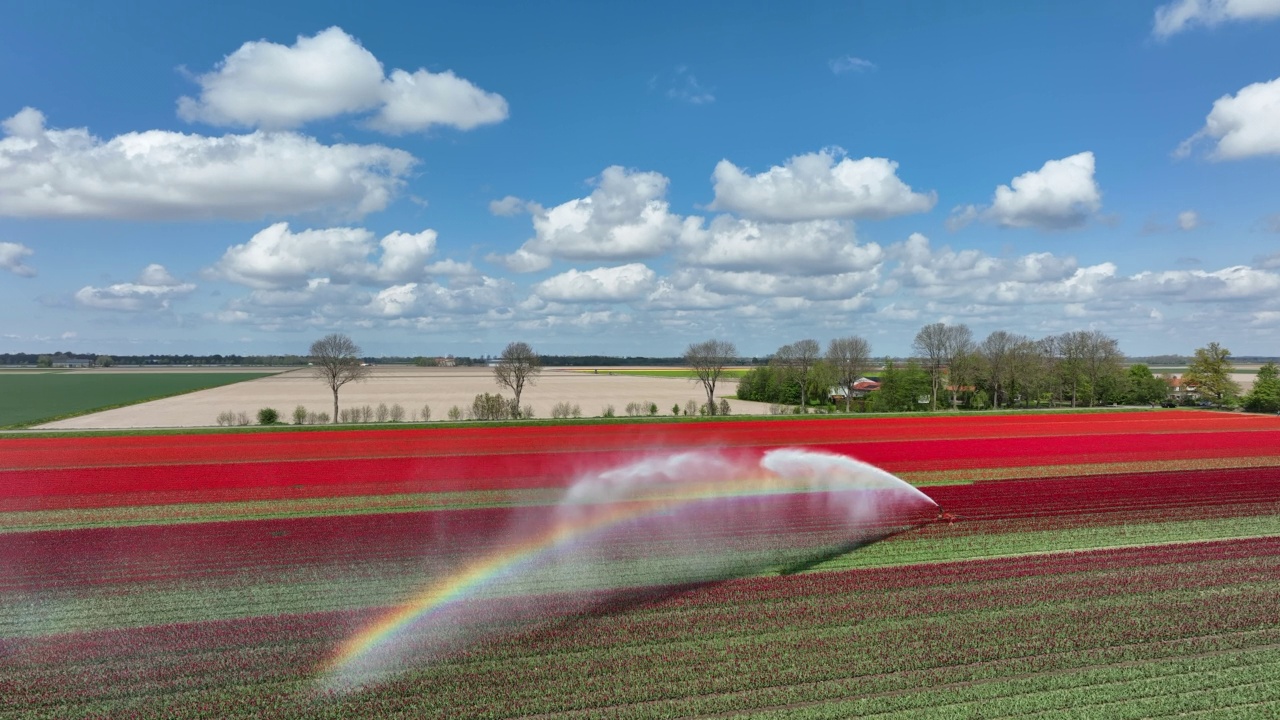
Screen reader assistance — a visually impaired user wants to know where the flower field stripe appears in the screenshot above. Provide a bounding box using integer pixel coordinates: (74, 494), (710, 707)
(6, 431), (1280, 515)
(4, 536), (1278, 717)
(4, 412), (1280, 717)
(4, 409), (1279, 471)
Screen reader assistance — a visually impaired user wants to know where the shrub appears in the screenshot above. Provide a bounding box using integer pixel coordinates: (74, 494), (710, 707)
(216, 411), (235, 426)
(339, 408), (354, 423)
(292, 405), (307, 425)
(718, 398), (731, 416)
(769, 403), (787, 415)
(376, 403), (390, 422)
(522, 404), (534, 419)
(673, 403), (681, 416)
(602, 404), (616, 418)
(235, 411), (251, 426)
(470, 393), (511, 421)
(361, 405), (374, 423)
(447, 405), (463, 421)
(315, 411), (330, 424)
(625, 401), (643, 417)
(684, 399), (699, 416)
(649, 402), (659, 416)
(420, 404), (431, 422)
(551, 401), (573, 419)
(390, 403), (405, 422)
(306, 411), (322, 424)
(571, 403), (582, 418)
(257, 407), (279, 425)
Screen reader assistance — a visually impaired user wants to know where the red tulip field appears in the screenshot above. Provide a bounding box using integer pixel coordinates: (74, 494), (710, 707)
(2, 409), (1279, 718)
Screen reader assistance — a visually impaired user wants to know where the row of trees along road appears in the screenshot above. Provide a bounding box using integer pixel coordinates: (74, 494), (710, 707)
(309, 330), (1275, 422)
(309, 334), (542, 424)
(736, 324), (1221, 412)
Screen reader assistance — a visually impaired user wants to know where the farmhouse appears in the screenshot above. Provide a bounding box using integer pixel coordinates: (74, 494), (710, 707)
(1165, 375), (1199, 403)
(829, 378), (881, 403)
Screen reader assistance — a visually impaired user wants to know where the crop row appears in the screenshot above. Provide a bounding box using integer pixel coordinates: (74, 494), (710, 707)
(6, 432), (1280, 513)
(3, 537), (1277, 718)
(7, 465), (1276, 592)
(1, 491), (935, 593)
(3, 409), (1278, 470)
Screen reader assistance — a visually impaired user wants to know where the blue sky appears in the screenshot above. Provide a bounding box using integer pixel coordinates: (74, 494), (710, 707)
(1, 1), (1278, 358)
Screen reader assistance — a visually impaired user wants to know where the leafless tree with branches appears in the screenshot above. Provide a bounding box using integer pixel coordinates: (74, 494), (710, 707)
(774, 339), (822, 410)
(826, 336), (872, 412)
(493, 341), (541, 416)
(309, 333), (370, 424)
(684, 339), (737, 416)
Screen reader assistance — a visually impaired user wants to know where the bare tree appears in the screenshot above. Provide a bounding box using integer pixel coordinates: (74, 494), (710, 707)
(1082, 330), (1124, 406)
(912, 323), (949, 410)
(773, 339), (822, 410)
(941, 324), (975, 409)
(1006, 335), (1046, 407)
(309, 333), (371, 424)
(826, 336), (872, 412)
(979, 330), (1019, 409)
(1054, 330), (1089, 407)
(493, 341), (541, 415)
(684, 339), (737, 415)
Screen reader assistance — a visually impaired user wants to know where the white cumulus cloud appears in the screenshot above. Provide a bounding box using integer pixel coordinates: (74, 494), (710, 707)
(1153, 0), (1280, 38)
(212, 223), (454, 289)
(0, 242), (35, 277)
(680, 216), (884, 275)
(709, 148), (935, 222)
(75, 264), (196, 312)
(534, 263), (658, 303)
(0, 108), (415, 220)
(951, 152), (1101, 230)
(491, 166), (688, 272)
(1178, 210), (1200, 230)
(1176, 76), (1280, 160)
(178, 26), (508, 133)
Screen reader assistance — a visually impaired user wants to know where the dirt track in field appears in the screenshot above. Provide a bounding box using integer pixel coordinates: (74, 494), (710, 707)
(37, 367), (774, 429)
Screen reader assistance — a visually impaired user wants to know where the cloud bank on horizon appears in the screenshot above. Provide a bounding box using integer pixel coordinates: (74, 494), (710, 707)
(1, 4), (1279, 357)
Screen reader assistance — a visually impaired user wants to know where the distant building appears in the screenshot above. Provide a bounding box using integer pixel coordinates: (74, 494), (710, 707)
(829, 377), (882, 402)
(51, 358), (92, 368)
(1165, 375), (1199, 402)
(436, 356), (456, 367)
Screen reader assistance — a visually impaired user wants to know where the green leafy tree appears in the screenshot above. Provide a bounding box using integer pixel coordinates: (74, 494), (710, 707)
(772, 339), (821, 409)
(1184, 342), (1240, 405)
(1244, 362), (1280, 413)
(868, 359), (931, 412)
(1125, 364), (1168, 406)
(36, 355), (52, 368)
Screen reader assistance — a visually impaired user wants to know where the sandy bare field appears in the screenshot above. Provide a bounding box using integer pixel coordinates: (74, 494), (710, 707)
(38, 367), (773, 429)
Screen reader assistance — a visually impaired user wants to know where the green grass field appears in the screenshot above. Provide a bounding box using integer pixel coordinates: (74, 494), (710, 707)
(0, 372), (275, 427)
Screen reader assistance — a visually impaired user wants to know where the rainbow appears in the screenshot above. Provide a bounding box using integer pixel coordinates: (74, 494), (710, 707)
(320, 450), (932, 683)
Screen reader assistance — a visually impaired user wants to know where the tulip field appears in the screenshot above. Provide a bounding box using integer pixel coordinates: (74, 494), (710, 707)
(2, 409), (1279, 718)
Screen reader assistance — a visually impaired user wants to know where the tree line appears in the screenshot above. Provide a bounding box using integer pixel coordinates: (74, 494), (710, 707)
(298, 329), (1280, 425)
(731, 324), (1276, 414)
